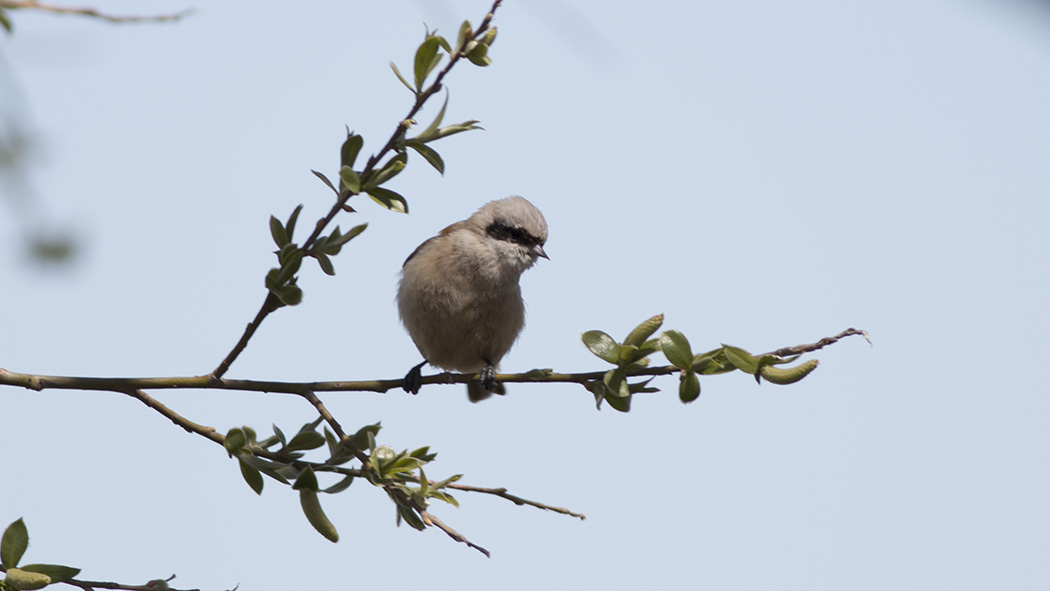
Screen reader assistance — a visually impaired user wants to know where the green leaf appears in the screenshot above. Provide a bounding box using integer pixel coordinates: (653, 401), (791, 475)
(389, 61), (414, 93)
(287, 430), (326, 452)
(238, 458), (264, 495)
(292, 465), (319, 491)
(481, 26), (498, 47)
(314, 252), (335, 276)
(660, 330), (694, 369)
(366, 187), (409, 214)
(603, 389), (631, 412)
(628, 377), (659, 394)
(413, 36), (442, 90)
(581, 330), (620, 364)
(722, 345), (759, 374)
(410, 446), (437, 461)
(679, 370), (701, 403)
(277, 246), (302, 278)
(285, 204), (304, 241)
(759, 359), (819, 385)
(323, 475), (354, 494)
(339, 165), (361, 194)
(340, 131), (363, 168)
(224, 428), (246, 455)
(456, 20), (473, 51)
(428, 490), (459, 508)
(238, 454), (291, 485)
(0, 10), (13, 35)
(583, 380), (607, 410)
(366, 152), (407, 188)
(431, 473), (462, 489)
(328, 223), (367, 249)
(19, 564), (81, 584)
(300, 490), (339, 542)
(404, 140), (444, 174)
(603, 367), (629, 398)
(311, 170), (338, 195)
(466, 41), (491, 66)
(276, 284), (303, 306)
(757, 353), (800, 367)
(349, 422), (381, 452)
(638, 338), (661, 358)
(320, 228), (342, 255)
(434, 35), (452, 54)
(269, 216), (288, 248)
(429, 120), (483, 141)
(273, 424), (287, 446)
(1, 518), (29, 568)
(624, 314), (664, 347)
(397, 505), (427, 531)
(414, 94), (449, 143)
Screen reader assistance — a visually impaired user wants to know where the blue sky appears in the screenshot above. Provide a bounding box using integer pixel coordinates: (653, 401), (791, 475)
(2, 1), (1049, 589)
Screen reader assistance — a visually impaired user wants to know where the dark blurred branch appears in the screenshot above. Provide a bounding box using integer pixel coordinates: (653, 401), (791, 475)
(0, 1), (193, 23)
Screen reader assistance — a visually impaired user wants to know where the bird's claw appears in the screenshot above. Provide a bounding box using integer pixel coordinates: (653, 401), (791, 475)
(481, 364), (498, 393)
(403, 361), (427, 394)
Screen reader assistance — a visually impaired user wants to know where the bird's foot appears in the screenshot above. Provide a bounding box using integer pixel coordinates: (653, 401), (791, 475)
(403, 360), (427, 394)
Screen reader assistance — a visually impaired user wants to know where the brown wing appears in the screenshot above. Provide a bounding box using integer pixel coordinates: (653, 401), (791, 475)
(402, 220), (468, 267)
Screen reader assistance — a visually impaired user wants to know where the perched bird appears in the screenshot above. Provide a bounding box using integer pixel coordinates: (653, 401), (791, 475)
(398, 196), (549, 402)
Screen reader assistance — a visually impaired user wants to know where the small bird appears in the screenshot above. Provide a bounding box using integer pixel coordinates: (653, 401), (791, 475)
(398, 196), (549, 402)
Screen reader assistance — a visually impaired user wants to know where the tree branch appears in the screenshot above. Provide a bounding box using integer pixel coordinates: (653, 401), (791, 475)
(208, 0), (505, 379)
(1, 327), (870, 396)
(0, 1), (193, 24)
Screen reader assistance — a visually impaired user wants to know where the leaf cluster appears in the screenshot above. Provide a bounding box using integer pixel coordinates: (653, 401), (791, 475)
(1, 519), (80, 590)
(223, 419), (460, 542)
(582, 314), (820, 412)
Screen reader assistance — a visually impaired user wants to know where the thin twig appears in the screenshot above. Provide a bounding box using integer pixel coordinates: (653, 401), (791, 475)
(766, 327), (871, 357)
(61, 573), (203, 591)
(0, 1), (193, 23)
(122, 388), (223, 445)
(210, 292), (281, 380)
(421, 510), (490, 557)
(209, 0), (504, 379)
(445, 483), (586, 520)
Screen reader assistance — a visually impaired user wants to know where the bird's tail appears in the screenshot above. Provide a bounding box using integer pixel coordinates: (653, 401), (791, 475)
(467, 381), (506, 403)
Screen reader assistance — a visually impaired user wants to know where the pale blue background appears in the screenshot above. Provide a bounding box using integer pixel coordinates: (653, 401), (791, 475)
(2, 1), (1048, 589)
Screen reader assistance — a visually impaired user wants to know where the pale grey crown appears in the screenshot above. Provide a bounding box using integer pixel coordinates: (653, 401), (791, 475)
(468, 196), (549, 264)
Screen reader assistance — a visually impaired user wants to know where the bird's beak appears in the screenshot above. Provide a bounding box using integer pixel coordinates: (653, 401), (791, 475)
(533, 244), (550, 260)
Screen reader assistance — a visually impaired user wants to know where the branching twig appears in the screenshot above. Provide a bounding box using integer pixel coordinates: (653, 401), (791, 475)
(0, 1), (193, 23)
(208, 0), (504, 379)
(210, 293), (282, 382)
(0, 371), (584, 519)
(121, 388), (222, 445)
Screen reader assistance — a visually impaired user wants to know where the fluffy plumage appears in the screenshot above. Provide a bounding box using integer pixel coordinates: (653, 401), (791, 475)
(398, 196), (548, 401)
